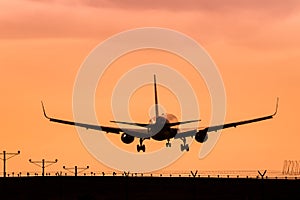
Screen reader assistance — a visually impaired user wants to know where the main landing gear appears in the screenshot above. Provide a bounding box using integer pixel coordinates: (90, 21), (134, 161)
(137, 138), (146, 152)
(180, 137), (189, 152)
(136, 138), (189, 152)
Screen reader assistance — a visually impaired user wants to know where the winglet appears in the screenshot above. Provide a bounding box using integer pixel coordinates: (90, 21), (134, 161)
(41, 101), (50, 119)
(273, 97), (279, 116)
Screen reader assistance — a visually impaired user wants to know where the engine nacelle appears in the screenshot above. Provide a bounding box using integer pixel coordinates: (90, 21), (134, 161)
(121, 133), (135, 144)
(195, 129), (208, 143)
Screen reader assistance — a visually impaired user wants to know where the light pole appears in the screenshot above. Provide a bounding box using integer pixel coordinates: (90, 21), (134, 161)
(0, 150), (20, 177)
(29, 159), (58, 176)
(63, 165), (89, 176)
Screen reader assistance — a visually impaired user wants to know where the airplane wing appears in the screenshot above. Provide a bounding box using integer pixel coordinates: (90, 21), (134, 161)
(175, 98), (279, 139)
(41, 102), (149, 138)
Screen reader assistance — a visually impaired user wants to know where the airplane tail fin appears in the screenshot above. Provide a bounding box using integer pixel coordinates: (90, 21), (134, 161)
(154, 74), (159, 118)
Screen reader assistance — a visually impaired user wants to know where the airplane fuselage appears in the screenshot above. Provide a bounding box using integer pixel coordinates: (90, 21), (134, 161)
(149, 115), (178, 141)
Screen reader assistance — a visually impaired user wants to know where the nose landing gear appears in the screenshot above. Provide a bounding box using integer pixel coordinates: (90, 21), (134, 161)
(137, 138), (146, 152)
(137, 144), (145, 152)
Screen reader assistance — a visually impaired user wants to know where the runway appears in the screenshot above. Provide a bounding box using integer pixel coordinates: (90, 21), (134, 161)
(0, 175), (299, 199)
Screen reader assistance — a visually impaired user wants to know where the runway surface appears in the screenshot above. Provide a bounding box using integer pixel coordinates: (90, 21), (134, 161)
(0, 176), (299, 199)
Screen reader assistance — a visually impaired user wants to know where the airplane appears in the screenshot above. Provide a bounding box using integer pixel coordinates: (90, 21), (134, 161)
(42, 75), (278, 152)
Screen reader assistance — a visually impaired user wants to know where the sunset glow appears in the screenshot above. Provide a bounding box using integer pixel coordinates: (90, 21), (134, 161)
(1, 0), (300, 174)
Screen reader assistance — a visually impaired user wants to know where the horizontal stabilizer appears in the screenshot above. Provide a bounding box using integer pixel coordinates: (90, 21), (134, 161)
(110, 120), (149, 127)
(167, 119), (201, 127)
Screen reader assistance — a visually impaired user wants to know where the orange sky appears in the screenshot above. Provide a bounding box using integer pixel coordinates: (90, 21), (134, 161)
(1, 0), (300, 174)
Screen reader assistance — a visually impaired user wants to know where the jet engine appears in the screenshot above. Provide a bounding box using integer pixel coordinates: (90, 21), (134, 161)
(195, 129), (208, 143)
(121, 133), (135, 144)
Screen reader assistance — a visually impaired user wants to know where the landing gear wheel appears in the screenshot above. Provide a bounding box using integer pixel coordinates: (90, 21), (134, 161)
(180, 137), (189, 151)
(180, 144), (189, 152)
(137, 138), (146, 152)
(185, 144), (189, 151)
(137, 145), (141, 152)
(166, 143), (171, 147)
(137, 144), (146, 152)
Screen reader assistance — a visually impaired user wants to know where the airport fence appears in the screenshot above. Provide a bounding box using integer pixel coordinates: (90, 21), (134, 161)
(1, 170), (300, 180)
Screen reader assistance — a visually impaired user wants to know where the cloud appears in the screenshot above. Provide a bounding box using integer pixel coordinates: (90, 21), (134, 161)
(23, 0), (300, 17)
(80, 0), (300, 15)
(0, 0), (300, 51)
